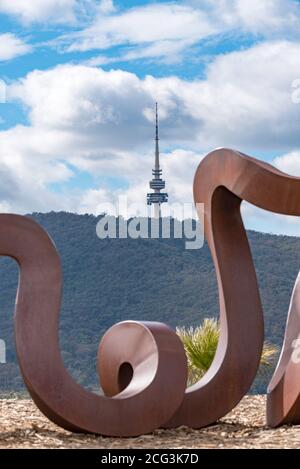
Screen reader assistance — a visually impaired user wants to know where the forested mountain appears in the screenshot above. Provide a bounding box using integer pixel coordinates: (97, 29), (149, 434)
(0, 212), (299, 394)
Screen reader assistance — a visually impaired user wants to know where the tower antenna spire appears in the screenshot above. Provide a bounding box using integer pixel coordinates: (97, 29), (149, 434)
(155, 102), (160, 171)
(147, 102), (168, 218)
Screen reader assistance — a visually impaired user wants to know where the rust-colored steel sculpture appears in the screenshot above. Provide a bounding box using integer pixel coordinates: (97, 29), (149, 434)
(0, 214), (187, 436)
(167, 148), (300, 429)
(0, 148), (300, 435)
(267, 273), (300, 427)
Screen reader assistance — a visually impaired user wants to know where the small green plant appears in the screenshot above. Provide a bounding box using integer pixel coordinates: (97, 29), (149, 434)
(177, 318), (279, 386)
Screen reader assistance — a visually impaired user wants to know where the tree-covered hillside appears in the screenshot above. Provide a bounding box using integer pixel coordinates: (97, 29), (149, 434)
(0, 212), (299, 394)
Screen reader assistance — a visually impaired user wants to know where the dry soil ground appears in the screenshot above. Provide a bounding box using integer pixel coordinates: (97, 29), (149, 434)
(0, 395), (299, 449)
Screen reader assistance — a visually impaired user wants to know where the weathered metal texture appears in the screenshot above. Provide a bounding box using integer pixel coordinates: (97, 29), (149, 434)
(267, 273), (300, 427)
(166, 148), (300, 429)
(0, 148), (300, 435)
(0, 214), (187, 436)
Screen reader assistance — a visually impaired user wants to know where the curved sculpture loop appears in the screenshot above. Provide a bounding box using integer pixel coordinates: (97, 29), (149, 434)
(0, 214), (187, 437)
(169, 148), (300, 429)
(0, 148), (299, 435)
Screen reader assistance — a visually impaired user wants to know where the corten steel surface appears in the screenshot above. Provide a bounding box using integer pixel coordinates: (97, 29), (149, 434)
(0, 148), (300, 435)
(267, 273), (300, 427)
(166, 148), (300, 429)
(0, 214), (187, 436)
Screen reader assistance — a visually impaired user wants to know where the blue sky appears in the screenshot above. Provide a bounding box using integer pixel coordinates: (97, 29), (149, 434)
(0, 0), (299, 235)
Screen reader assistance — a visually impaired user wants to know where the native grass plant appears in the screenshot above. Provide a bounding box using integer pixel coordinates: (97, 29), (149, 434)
(177, 318), (279, 386)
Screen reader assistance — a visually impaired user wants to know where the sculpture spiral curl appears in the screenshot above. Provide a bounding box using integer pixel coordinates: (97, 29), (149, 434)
(0, 148), (300, 435)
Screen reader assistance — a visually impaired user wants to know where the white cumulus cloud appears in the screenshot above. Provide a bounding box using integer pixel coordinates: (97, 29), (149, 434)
(273, 151), (300, 177)
(0, 33), (32, 61)
(0, 37), (299, 234)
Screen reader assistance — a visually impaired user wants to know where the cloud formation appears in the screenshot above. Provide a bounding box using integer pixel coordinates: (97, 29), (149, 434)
(0, 1), (299, 235)
(274, 151), (300, 177)
(60, 0), (300, 63)
(10, 39), (300, 152)
(0, 33), (32, 61)
(0, 0), (103, 25)
(0, 35), (298, 224)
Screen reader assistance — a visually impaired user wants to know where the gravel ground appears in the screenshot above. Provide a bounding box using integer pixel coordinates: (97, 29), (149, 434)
(0, 395), (300, 449)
